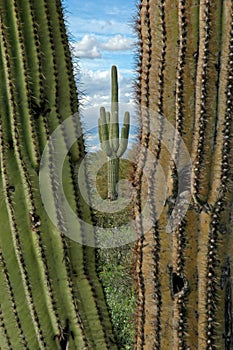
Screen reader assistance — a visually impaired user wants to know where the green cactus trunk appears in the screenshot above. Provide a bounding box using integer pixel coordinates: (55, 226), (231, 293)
(0, 1), (117, 349)
(107, 157), (119, 201)
(134, 0), (233, 349)
(98, 66), (130, 201)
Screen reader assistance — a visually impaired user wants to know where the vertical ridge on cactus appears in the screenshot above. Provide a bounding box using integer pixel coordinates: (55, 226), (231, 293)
(0, 1), (118, 349)
(134, 0), (233, 349)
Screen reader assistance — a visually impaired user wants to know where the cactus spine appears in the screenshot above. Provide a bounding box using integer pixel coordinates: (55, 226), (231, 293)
(98, 65), (130, 200)
(134, 0), (233, 349)
(0, 1), (117, 349)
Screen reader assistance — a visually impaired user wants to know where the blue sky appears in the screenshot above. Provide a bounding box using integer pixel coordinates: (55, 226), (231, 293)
(63, 0), (137, 134)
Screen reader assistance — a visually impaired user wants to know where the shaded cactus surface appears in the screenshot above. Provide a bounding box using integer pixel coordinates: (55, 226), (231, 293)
(133, 0), (233, 349)
(0, 1), (118, 349)
(98, 65), (130, 201)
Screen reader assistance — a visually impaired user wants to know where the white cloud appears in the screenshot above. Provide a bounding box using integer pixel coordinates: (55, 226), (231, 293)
(74, 35), (101, 59)
(100, 35), (134, 51)
(72, 34), (134, 59)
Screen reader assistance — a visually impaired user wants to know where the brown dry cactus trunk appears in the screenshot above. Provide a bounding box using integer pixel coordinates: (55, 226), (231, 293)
(134, 1), (233, 349)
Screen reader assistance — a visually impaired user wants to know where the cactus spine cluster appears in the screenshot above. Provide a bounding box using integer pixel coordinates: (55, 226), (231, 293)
(133, 0), (233, 349)
(0, 1), (117, 349)
(98, 65), (130, 201)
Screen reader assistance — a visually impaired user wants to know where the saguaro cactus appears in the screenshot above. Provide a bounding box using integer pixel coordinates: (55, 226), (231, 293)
(0, 1), (117, 349)
(98, 65), (130, 200)
(134, 0), (233, 349)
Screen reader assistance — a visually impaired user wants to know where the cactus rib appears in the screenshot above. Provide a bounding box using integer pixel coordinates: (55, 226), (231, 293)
(29, 2), (88, 339)
(0, 303), (12, 350)
(0, 248), (30, 349)
(0, 20), (50, 347)
(134, 1), (152, 348)
(0, 130), (46, 348)
(191, 0), (223, 206)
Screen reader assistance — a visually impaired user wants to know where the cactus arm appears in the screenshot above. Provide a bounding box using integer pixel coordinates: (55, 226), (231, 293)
(99, 107), (112, 157)
(116, 126), (129, 157)
(123, 111), (130, 130)
(106, 111), (111, 125)
(117, 111), (130, 157)
(98, 117), (103, 143)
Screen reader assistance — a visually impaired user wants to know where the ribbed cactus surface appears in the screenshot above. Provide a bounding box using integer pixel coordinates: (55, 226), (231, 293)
(134, 0), (233, 349)
(0, 1), (117, 349)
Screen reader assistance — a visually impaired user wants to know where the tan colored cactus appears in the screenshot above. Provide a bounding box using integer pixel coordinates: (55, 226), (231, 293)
(133, 0), (233, 349)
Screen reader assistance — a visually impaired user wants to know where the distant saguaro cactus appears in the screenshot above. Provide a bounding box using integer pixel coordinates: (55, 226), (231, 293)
(133, 1), (233, 349)
(98, 65), (130, 200)
(0, 1), (117, 349)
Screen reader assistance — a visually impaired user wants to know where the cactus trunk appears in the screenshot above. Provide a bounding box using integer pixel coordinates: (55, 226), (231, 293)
(0, 1), (117, 349)
(134, 0), (233, 349)
(108, 157), (119, 201)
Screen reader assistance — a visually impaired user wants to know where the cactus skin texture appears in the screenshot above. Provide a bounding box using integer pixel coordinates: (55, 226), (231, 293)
(0, 1), (118, 349)
(98, 66), (130, 200)
(134, 0), (233, 349)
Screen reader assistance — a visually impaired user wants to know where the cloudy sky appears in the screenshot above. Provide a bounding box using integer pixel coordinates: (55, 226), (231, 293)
(63, 0), (138, 136)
